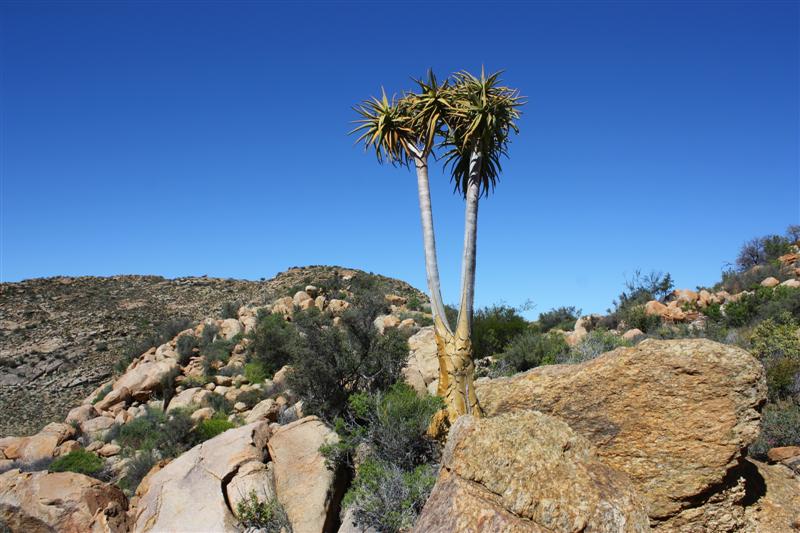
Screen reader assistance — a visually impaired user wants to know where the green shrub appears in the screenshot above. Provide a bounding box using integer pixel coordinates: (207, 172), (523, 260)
(342, 458), (436, 533)
(619, 304), (661, 333)
(193, 416), (235, 442)
(471, 305), (529, 358)
(498, 330), (568, 373)
(288, 306), (408, 421)
(235, 490), (292, 532)
(181, 375), (209, 388)
(406, 294), (422, 311)
(116, 407), (194, 458)
(49, 450), (103, 475)
(200, 323), (219, 346)
(176, 334), (199, 365)
(203, 338), (235, 366)
(221, 301), (241, 320)
(208, 394), (234, 415)
(750, 400), (800, 458)
(244, 361), (268, 384)
(538, 306), (580, 333)
(247, 312), (302, 375)
(118, 450), (157, 496)
(749, 315), (800, 400)
(341, 383), (443, 470)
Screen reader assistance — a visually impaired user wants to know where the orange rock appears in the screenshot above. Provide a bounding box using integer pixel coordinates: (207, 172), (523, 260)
(767, 446), (800, 463)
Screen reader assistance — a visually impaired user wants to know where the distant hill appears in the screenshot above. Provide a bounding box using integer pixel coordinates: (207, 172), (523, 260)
(0, 266), (424, 436)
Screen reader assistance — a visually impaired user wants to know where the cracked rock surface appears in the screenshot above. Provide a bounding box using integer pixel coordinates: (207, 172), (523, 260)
(130, 421), (270, 532)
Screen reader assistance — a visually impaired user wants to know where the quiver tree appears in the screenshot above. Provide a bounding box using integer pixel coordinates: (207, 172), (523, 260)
(352, 69), (523, 426)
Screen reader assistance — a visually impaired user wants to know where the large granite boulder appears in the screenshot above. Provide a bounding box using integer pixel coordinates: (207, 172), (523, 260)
(413, 411), (649, 532)
(477, 338), (767, 527)
(0, 422), (76, 463)
(268, 416), (344, 533)
(130, 421), (270, 532)
(0, 469), (128, 532)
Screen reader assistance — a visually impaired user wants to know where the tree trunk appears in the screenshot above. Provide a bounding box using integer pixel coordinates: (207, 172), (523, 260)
(435, 148), (483, 424)
(414, 157), (451, 334)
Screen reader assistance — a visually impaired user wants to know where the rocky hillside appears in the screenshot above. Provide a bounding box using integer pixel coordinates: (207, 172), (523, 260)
(0, 267), (424, 437)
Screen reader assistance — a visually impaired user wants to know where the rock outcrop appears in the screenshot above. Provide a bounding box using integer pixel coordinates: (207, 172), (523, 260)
(403, 327), (440, 395)
(413, 411), (650, 532)
(268, 416), (343, 533)
(477, 338), (767, 528)
(0, 469), (129, 532)
(130, 421), (270, 532)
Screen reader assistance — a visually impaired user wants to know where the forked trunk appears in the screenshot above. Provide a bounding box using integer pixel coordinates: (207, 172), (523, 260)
(432, 148), (484, 427)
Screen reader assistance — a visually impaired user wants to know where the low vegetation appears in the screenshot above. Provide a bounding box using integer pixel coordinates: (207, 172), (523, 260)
(49, 449), (103, 476)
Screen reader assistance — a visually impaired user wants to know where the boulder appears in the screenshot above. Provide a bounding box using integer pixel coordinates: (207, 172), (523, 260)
(780, 278), (800, 288)
(293, 290), (312, 306)
(1, 423), (76, 463)
(477, 338), (766, 523)
(219, 318), (242, 340)
(65, 404), (98, 425)
(767, 446), (800, 463)
(622, 328), (644, 341)
(673, 288), (698, 305)
(190, 407), (215, 422)
(413, 412), (649, 532)
(327, 299), (350, 317)
(80, 416), (116, 441)
(760, 276), (780, 288)
(644, 300), (668, 317)
(268, 416), (343, 533)
(743, 459), (800, 531)
(166, 387), (211, 412)
(95, 386), (131, 412)
(97, 444), (121, 458)
(314, 295), (327, 311)
(0, 469), (128, 532)
(131, 421), (270, 532)
(245, 398), (280, 424)
(403, 326), (439, 395)
(226, 461), (276, 515)
(272, 296), (295, 317)
(113, 351), (179, 402)
(385, 294), (407, 306)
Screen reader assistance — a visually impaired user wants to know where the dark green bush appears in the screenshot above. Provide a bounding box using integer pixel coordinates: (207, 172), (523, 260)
(538, 306), (581, 333)
(498, 330), (568, 373)
(115, 406), (194, 458)
(221, 301), (240, 320)
(194, 416), (235, 442)
(619, 304), (662, 333)
(244, 361), (267, 384)
(247, 312), (302, 375)
(750, 315), (800, 400)
(202, 338), (235, 366)
(49, 449), (103, 475)
(176, 334), (199, 365)
(288, 305), (408, 422)
(749, 400), (800, 458)
(341, 458), (436, 533)
(471, 305), (529, 358)
(334, 383), (443, 471)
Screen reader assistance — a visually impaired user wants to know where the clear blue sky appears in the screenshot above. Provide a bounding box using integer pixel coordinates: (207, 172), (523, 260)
(1, 1), (798, 318)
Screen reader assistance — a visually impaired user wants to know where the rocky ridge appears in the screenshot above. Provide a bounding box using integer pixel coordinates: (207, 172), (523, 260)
(0, 266), (424, 436)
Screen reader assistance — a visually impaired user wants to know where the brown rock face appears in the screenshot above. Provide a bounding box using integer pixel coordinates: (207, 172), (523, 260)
(477, 338), (766, 523)
(0, 422), (75, 463)
(0, 469), (128, 533)
(413, 412), (650, 533)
